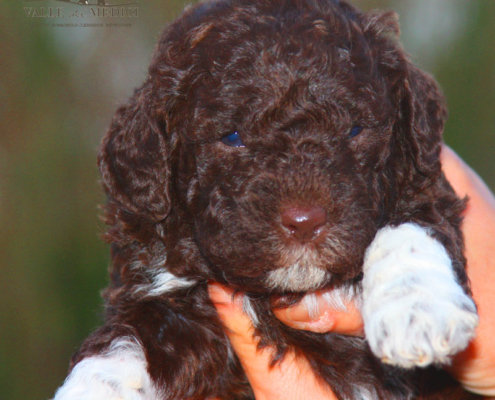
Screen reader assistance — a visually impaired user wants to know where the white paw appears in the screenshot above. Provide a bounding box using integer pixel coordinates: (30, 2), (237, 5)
(362, 223), (478, 368)
(53, 338), (162, 400)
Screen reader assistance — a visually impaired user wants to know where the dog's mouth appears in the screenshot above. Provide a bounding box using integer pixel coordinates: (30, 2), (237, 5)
(198, 206), (371, 293)
(263, 223), (366, 292)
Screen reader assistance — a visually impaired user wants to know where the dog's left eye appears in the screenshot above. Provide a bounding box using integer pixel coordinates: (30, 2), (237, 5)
(349, 126), (363, 138)
(221, 132), (245, 147)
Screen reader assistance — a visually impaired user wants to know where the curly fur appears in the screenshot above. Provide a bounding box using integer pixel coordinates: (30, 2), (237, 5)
(54, 0), (481, 399)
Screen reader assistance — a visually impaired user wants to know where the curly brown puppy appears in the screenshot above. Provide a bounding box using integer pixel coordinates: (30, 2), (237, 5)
(53, 0), (479, 399)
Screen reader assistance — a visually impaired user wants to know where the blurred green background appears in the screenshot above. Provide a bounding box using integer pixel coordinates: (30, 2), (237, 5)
(0, 0), (493, 399)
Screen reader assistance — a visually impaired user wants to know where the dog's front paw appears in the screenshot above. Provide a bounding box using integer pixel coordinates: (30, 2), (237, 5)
(362, 223), (478, 368)
(363, 286), (478, 368)
(53, 338), (161, 400)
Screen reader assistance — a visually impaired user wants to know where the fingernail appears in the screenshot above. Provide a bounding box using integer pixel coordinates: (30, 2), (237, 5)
(288, 310), (336, 333)
(208, 282), (234, 303)
(285, 304), (312, 322)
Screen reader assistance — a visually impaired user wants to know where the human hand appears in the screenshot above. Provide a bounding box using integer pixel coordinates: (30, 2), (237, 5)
(208, 283), (338, 400)
(209, 145), (495, 399)
(441, 146), (495, 398)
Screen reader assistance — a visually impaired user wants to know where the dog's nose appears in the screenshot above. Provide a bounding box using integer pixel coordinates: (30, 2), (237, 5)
(281, 207), (327, 243)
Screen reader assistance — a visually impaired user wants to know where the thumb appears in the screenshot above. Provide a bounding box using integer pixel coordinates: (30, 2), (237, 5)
(273, 289), (364, 336)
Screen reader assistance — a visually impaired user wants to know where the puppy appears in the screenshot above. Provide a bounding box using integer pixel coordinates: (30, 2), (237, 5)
(53, 0), (479, 399)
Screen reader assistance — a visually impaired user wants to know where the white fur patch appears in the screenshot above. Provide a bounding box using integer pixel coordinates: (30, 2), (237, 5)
(53, 338), (162, 400)
(241, 294), (260, 326)
(133, 269), (196, 297)
(148, 270), (196, 296)
(350, 385), (380, 400)
(302, 284), (359, 319)
(362, 223), (478, 368)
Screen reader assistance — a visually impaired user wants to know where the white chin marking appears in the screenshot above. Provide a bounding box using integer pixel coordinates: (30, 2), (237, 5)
(362, 223), (478, 368)
(53, 338), (162, 400)
(266, 262), (328, 291)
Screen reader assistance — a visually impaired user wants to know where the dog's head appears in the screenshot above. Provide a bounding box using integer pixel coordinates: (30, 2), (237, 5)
(99, 0), (447, 294)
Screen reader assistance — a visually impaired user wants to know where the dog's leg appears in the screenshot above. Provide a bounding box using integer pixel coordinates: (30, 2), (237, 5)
(362, 223), (478, 368)
(53, 289), (248, 400)
(53, 337), (161, 400)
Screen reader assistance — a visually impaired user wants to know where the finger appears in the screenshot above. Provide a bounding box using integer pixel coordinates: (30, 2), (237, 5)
(209, 282), (278, 376)
(209, 283), (338, 399)
(273, 290), (364, 336)
(208, 283), (259, 351)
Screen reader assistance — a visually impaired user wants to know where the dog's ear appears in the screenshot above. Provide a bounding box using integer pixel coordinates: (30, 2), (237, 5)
(98, 11), (203, 226)
(361, 9), (447, 181)
(98, 86), (172, 222)
(396, 65), (448, 179)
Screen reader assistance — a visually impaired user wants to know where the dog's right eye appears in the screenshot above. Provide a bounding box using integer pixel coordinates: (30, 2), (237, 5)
(221, 132), (245, 147)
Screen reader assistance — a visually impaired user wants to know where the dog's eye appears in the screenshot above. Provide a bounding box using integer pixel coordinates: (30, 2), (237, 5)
(221, 132), (245, 147)
(349, 126), (363, 138)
